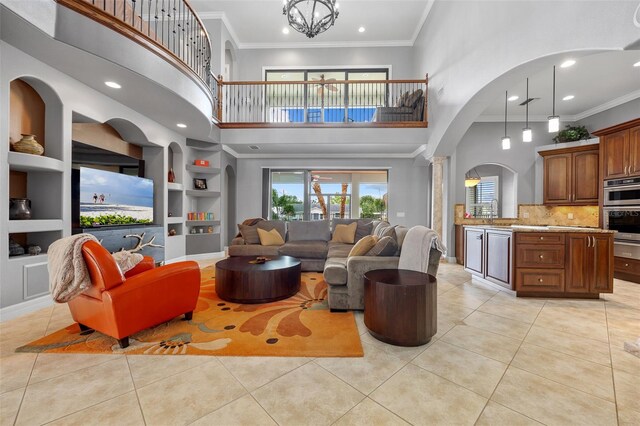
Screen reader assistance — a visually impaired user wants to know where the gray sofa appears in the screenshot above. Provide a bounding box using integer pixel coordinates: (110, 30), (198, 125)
(229, 219), (443, 310)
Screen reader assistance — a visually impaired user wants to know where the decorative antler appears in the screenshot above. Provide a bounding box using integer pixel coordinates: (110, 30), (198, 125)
(121, 232), (164, 253)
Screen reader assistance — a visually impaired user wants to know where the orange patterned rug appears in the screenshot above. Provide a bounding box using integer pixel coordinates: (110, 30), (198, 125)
(17, 268), (363, 357)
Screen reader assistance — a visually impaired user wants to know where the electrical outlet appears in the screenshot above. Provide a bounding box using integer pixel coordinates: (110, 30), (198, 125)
(568, 213), (574, 220)
(397, 212), (405, 218)
(523, 212), (530, 219)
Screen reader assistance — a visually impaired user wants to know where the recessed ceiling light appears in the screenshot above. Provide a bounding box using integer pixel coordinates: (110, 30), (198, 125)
(560, 59), (576, 68)
(281, 74), (287, 79)
(282, 27), (290, 35)
(104, 81), (121, 89)
(562, 95), (575, 101)
(177, 123), (187, 128)
(508, 95), (519, 102)
(358, 26), (365, 33)
(634, 61), (640, 67)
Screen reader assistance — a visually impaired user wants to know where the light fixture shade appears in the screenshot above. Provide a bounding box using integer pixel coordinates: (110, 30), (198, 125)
(502, 136), (511, 150)
(522, 128), (533, 142)
(465, 177), (481, 187)
(283, 0), (339, 38)
(548, 116), (560, 133)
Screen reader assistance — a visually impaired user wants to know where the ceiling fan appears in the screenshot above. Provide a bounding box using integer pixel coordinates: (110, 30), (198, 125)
(311, 75), (339, 96)
(311, 174), (333, 182)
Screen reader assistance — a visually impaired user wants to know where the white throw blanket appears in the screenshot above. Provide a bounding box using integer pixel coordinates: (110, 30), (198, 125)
(48, 234), (99, 303)
(398, 225), (446, 273)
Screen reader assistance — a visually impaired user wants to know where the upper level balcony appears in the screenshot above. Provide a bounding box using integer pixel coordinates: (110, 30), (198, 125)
(40, 0), (428, 132)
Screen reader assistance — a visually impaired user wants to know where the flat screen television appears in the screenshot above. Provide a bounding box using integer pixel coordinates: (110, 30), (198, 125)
(79, 167), (154, 227)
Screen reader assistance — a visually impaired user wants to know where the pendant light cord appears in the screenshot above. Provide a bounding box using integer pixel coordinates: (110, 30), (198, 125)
(552, 66), (556, 116)
(504, 91), (508, 137)
(526, 78), (529, 128)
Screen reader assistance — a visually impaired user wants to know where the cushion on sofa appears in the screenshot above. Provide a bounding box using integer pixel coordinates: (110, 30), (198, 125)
(258, 228), (285, 246)
(348, 235), (378, 257)
(395, 226), (408, 252)
(404, 89), (424, 108)
(323, 258), (348, 285)
(332, 223), (357, 243)
(373, 221), (390, 236)
(238, 224), (260, 244)
(258, 220), (286, 240)
(332, 219), (373, 242)
(327, 242), (354, 258)
(279, 241), (328, 259)
(288, 220), (330, 242)
(367, 236), (399, 256)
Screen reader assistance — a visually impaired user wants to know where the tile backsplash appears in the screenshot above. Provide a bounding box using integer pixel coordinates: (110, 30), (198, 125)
(454, 204), (599, 228)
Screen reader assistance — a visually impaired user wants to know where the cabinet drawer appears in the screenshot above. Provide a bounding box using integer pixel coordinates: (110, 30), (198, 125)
(516, 245), (565, 268)
(516, 269), (565, 292)
(516, 233), (565, 245)
(614, 257), (640, 275)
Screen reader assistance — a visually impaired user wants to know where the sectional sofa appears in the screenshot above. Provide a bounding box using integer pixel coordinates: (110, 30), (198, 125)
(229, 219), (443, 310)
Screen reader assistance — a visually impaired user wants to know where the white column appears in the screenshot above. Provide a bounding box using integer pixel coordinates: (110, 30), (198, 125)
(431, 156), (447, 239)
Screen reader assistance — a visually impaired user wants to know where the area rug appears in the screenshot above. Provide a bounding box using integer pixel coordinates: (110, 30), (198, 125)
(17, 268), (363, 357)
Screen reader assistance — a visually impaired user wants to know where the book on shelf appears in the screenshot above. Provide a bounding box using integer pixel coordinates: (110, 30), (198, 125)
(187, 212), (214, 221)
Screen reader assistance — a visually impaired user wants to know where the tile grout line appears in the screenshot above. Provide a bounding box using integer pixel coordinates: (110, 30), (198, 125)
(603, 299), (620, 426)
(124, 355), (148, 426)
(472, 298), (548, 426)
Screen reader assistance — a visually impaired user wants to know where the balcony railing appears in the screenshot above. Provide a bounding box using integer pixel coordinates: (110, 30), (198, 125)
(58, 0), (212, 90)
(214, 75), (428, 128)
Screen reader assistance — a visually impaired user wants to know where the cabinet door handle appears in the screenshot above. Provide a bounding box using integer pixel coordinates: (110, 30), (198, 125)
(625, 263), (630, 267)
(539, 236), (544, 240)
(476, 235), (483, 240)
(538, 278), (544, 283)
(539, 255), (544, 259)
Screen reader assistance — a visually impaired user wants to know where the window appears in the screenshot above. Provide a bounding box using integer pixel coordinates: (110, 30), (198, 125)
(267, 170), (388, 221)
(264, 68), (389, 123)
(466, 176), (499, 218)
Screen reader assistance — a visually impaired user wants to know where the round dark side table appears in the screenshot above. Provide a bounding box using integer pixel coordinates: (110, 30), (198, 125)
(364, 269), (437, 347)
(215, 255), (301, 304)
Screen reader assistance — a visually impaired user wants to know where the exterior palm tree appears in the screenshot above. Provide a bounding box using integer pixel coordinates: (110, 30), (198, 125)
(312, 182), (328, 217)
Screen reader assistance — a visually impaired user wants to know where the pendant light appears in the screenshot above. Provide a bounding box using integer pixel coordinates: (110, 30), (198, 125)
(502, 91), (511, 150)
(465, 168), (481, 187)
(522, 78), (532, 142)
(548, 65), (560, 132)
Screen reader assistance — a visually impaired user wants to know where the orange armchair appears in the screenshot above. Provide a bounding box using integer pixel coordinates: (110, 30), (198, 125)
(67, 240), (201, 348)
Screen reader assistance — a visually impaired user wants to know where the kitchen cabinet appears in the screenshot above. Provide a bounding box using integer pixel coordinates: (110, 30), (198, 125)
(595, 119), (640, 179)
(464, 228), (484, 275)
(455, 225), (464, 265)
(540, 145), (599, 206)
(566, 234), (613, 293)
(614, 257), (640, 283)
(464, 226), (614, 297)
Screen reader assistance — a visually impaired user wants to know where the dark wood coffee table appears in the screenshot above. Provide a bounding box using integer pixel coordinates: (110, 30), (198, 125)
(364, 269), (437, 346)
(215, 256), (302, 304)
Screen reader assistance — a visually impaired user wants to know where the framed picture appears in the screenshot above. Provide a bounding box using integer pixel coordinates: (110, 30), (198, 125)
(193, 178), (208, 190)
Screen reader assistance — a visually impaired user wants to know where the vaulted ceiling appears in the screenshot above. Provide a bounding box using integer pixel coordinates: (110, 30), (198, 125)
(189, 0), (433, 48)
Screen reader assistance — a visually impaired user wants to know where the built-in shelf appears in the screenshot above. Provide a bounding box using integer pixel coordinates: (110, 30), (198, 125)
(185, 190), (220, 198)
(185, 165), (221, 174)
(186, 220), (220, 226)
(7, 253), (48, 263)
(8, 219), (64, 233)
(186, 139), (222, 151)
(167, 182), (184, 191)
(167, 217), (183, 224)
(186, 232), (220, 237)
(8, 152), (65, 173)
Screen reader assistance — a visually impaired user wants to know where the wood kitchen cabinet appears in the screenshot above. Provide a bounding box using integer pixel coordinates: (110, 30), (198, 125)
(566, 234), (614, 293)
(455, 225), (464, 265)
(540, 145), (599, 206)
(595, 119), (640, 179)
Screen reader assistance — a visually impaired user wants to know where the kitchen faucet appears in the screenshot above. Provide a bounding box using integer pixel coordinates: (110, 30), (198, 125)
(489, 199), (498, 224)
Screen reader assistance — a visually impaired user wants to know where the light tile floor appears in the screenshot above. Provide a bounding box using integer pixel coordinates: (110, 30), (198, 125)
(1, 261), (639, 425)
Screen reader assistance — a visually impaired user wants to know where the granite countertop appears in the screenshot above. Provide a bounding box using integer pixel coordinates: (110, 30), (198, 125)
(463, 225), (615, 234)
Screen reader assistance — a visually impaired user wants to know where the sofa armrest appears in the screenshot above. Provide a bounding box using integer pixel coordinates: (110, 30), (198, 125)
(346, 256), (400, 285)
(231, 237), (246, 246)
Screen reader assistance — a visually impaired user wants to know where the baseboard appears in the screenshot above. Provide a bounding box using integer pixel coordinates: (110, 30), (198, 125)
(186, 252), (226, 261)
(0, 295), (53, 322)
(445, 256), (457, 263)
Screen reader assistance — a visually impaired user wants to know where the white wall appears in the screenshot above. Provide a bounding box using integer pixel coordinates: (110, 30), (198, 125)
(576, 98), (640, 133)
(412, 0), (640, 158)
(235, 158), (430, 228)
(236, 46), (416, 81)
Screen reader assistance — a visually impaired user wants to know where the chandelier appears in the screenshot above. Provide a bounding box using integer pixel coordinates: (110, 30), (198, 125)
(283, 0), (340, 38)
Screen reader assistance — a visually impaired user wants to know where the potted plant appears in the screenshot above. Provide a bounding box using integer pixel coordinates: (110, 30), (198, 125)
(553, 125), (590, 144)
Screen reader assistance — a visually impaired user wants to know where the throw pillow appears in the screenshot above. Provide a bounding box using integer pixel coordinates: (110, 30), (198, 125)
(404, 89), (424, 108)
(367, 236), (398, 256)
(111, 251), (144, 274)
(373, 221), (390, 237)
(348, 235), (378, 257)
(379, 225), (397, 242)
(238, 224), (260, 244)
(355, 220), (373, 242)
(332, 222), (357, 244)
(257, 228), (285, 246)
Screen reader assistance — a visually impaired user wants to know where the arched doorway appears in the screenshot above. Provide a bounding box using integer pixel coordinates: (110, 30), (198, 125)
(225, 165), (237, 247)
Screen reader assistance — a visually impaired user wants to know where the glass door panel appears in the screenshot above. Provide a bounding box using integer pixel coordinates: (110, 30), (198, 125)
(271, 171), (305, 220)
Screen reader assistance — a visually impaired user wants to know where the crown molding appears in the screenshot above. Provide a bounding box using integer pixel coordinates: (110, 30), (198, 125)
(571, 89), (640, 121)
(196, 2), (435, 50)
(221, 143), (240, 158)
(223, 151), (419, 159)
